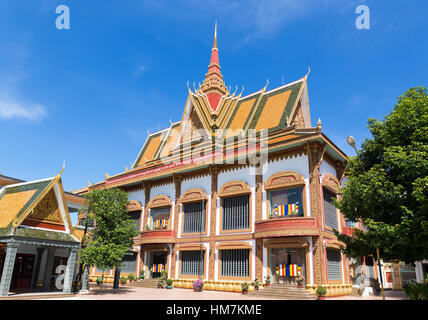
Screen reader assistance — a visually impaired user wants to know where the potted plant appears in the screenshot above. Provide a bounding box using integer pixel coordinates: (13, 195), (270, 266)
(120, 276), (127, 286)
(264, 275), (271, 287)
(296, 276), (305, 288)
(252, 278), (260, 291)
(166, 278), (174, 289)
(158, 279), (165, 289)
(96, 277), (103, 285)
(128, 274), (137, 283)
(315, 285), (327, 300)
(139, 269), (145, 280)
(241, 282), (249, 295)
(193, 279), (204, 292)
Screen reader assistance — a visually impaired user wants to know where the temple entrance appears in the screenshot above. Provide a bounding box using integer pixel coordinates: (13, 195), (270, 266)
(149, 252), (167, 278)
(10, 254), (35, 292)
(270, 248), (305, 286)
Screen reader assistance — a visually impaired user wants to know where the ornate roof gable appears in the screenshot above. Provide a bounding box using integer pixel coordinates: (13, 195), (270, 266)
(0, 173), (77, 240)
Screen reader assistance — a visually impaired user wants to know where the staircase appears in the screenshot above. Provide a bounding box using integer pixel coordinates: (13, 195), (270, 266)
(128, 279), (158, 288)
(247, 284), (317, 300)
(350, 286), (363, 297)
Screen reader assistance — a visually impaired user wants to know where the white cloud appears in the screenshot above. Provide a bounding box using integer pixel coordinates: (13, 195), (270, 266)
(139, 0), (347, 44)
(0, 98), (47, 121)
(133, 65), (147, 78)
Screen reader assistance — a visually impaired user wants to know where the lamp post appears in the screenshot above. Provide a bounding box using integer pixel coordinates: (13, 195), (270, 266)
(346, 136), (385, 300)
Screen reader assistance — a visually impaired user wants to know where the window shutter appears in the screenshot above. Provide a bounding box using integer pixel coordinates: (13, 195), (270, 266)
(222, 195), (249, 230)
(183, 202), (205, 233)
(323, 189), (338, 229)
(181, 251), (204, 276)
(220, 249), (249, 277)
(326, 249), (341, 281)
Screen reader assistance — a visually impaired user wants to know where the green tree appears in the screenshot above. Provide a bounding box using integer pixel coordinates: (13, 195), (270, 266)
(335, 87), (428, 263)
(79, 188), (139, 287)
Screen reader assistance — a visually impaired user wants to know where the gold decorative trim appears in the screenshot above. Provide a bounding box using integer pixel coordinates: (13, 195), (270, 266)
(180, 188), (208, 203)
(218, 180), (251, 197)
(127, 200), (143, 211)
(216, 241), (252, 250)
(264, 170), (305, 190)
(321, 174), (340, 194)
(147, 194), (172, 208)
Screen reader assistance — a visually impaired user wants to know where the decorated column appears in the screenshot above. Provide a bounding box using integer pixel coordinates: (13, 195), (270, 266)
(307, 142), (327, 285)
(208, 165), (218, 280)
(171, 174), (181, 278)
(63, 247), (78, 293)
(0, 241), (19, 296)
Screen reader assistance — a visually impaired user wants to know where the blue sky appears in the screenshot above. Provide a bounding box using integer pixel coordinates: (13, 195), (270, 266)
(1, 0), (427, 195)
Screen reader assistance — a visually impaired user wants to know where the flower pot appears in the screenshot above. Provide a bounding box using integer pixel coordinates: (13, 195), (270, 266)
(254, 286), (259, 291)
(194, 288), (202, 292)
(265, 283), (270, 287)
(298, 284), (303, 288)
(317, 296), (325, 300)
(166, 285), (172, 289)
(242, 290), (248, 295)
(158, 285), (163, 289)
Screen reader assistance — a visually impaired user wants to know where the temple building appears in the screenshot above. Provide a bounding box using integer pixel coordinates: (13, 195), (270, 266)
(0, 172), (84, 296)
(75, 26), (355, 296)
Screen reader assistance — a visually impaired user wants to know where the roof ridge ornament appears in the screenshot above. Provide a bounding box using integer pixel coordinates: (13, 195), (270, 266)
(57, 161), (66, 179)
(264, 79), (269, 91)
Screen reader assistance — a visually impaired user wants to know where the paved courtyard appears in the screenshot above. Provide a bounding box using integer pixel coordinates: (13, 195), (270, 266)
(40, 284), (408, 300)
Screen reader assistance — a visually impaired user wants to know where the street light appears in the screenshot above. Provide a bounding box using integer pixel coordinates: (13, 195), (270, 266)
(346, 136), (385, 300)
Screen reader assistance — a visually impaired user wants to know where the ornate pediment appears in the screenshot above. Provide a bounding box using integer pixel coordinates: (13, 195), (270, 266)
(22, 189), (65, 230)
(264, 171), (305, 190)
(218, 180), (251, 197)
(180, 188), (207, 203)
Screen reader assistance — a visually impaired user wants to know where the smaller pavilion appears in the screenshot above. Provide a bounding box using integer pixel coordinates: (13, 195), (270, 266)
(0, 169), (81, 296)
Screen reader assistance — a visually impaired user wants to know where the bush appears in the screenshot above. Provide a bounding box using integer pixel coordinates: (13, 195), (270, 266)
(96, 277), (103, 285)
(252, 278), (260, 288)
(193, 279), (204, 291)
(120, 276), (128, 285)
(160, 270), (168, 280)
(316, 286), (327, 296)
(241, 282), (249, 291)
(166, 279), (174, 286)
(404, 281), (428, 300)
(158, 279), (165, 288)
(127, 274), (137, 281)
(139, 269), (145, 280)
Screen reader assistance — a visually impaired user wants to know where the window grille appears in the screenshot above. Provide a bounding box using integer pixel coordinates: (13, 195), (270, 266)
(182, 202), (205, 233)
(120, 252), (137, 273)
(129, 211), (141, 231)
(220, 249), (249, 278)
(222, 195), (249, 230)
(323, 189), (338, 229)
(180, 250), (204, 276)
(270, 187), (304, 217)
(326, 249), (341, 280)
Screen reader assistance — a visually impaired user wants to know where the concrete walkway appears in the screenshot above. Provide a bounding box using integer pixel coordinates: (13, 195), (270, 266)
(47, 286), (272, 300)
(41, 285), (408, 300)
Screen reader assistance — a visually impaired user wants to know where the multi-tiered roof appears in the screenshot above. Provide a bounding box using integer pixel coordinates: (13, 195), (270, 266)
(76, 25), (346, 191)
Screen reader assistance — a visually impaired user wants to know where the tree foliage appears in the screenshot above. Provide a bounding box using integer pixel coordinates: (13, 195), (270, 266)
(335, 87), (428, 263)
(79, 188), (139, 270)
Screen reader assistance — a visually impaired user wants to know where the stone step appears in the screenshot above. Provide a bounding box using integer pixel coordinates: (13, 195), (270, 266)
(247, 286), (317, 300)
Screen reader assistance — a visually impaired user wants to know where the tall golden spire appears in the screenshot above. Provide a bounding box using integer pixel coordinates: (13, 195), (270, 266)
(213, 20), (217, 49)
(201, 21), (229, 111)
